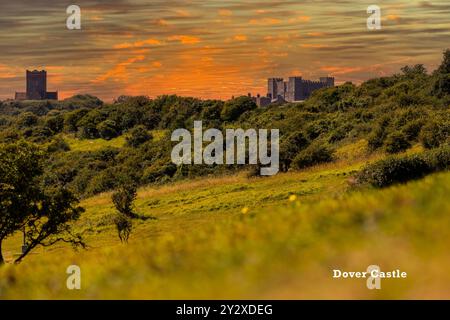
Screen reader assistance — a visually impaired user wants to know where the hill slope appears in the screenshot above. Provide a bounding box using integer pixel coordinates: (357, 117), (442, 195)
(1, 147), (449, 299)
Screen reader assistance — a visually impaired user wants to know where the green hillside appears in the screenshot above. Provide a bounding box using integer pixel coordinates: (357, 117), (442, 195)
(1, 146), (449, 299)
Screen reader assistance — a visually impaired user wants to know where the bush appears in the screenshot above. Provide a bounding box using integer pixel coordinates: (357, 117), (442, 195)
(357, 146), (450, 188)
(402, 120), (424, 141)
(423, 146), (450, 171)
(220, 96), (257, 122)
(279, 131), (310, 171)
(292, 143), (334, 169)
(17, 112), (39, 127)
(47, 137), (71, 153)
(385, 132), (411, 154)
(420, 121), (449, 149)
(97, 120), (119, 140)
(126, 125), (153, 148)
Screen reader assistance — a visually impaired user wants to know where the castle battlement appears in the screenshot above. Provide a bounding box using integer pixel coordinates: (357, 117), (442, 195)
(267, 75), (334, 103)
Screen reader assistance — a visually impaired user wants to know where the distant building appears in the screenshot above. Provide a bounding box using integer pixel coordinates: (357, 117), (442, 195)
(15, 70), (58, 100)
(248, 93), (272, 107)
(267, 78), (285, 101)
(267, 76), (334, 103)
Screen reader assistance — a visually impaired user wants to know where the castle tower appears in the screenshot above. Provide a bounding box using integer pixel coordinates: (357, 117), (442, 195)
(268, 78), (285, 100)
(26, 70), (47, 100)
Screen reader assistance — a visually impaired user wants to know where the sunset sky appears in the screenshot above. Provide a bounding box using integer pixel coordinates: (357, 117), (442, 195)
(1, 0), (449, 101)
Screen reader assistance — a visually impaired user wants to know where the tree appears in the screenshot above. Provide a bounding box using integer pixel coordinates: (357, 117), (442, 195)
(97, 120), (119, 140)
(112, 181), (154, 243)
(436, 49), (450, 75)
(279, 131), (310, 172)
(220, 96), (257, 122)
(0, 142), (85, 265)
(126, 125), (152, 148)
(433, 49), (450, 96)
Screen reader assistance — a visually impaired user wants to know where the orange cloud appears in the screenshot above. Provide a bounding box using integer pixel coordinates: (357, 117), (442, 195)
(218, 9), (232, 16)
(114, 38), (162, 49)
(386, 15), (402, 23)
(0, 64), (18, 79)
(174, 9), (191, 17)
(137, 61), (163, 73)
(289, 16), (311, 23)
(301, 43), (328, 48)
(249, 18), (282, 25)
(320, 66), (363, 75)
(154, 19), (169, 26)
(233, 35), (247, 41)
(307, 32), (325, 37)
(93, 55), (146, 83)
(167, 35), (201, 44)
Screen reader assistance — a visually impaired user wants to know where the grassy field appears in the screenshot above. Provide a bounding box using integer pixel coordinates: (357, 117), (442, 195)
(0, 141), (449, 299)
(62, 130), (167, 152)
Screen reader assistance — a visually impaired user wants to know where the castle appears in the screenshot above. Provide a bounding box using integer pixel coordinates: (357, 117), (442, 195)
(252, 76), (335, 107)
(15, 70), (58, 100)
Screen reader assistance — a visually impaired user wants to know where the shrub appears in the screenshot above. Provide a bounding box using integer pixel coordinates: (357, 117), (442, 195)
(420, 121), (449, 149)
(357, 146), (450, 188)
(402, 120), (424, 141)
(17, 112), (39, 127)
(423, 146), (450, 171)
(47, 137), (71, 153)
(97, 120), (119, 140)
(292, 143), (334, 169)
(220, 96), (257, 122)
(126, 125), (153, 148)
(279, 131), (310, 171)
(385, 132), (411, 154)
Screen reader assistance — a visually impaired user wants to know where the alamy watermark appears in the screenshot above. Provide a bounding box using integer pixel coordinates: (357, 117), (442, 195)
(66, 265), (81, 290)
(66, 5), (81, 30)
(171, 121), (279, 176)
(367, 5), (382, 30)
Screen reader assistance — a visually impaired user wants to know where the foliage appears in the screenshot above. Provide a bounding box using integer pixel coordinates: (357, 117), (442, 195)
(292, 142), (334, 169)
(112, 181), (154, 242)
(220, 96), (257, 122)
(126, 125), (153, 148)
(357, 146), (450, 188)
(0, 141), (85, 264)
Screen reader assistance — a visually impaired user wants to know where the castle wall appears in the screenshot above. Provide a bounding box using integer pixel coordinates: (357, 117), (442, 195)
(270, 76), (334, 102)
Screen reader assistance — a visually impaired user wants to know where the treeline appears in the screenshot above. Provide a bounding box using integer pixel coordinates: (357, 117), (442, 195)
(1, 50), (449, 197)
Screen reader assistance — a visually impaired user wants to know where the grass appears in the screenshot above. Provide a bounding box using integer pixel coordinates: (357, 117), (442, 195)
(62, 130), (167, 152)
(0, 142), (449, 299)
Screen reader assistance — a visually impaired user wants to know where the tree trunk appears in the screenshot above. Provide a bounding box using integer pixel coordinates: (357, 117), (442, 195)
(0, 240), (4, 265)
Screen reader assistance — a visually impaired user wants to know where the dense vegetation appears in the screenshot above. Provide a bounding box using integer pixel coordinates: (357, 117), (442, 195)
(0, 51), (449, 199)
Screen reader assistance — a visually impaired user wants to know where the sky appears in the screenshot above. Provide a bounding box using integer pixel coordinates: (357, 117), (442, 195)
(0, 0), (449, 101)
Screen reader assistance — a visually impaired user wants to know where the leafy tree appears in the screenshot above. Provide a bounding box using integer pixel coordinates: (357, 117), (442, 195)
(436, 49), (450, 75)
(126, 125), (152, 148)
(17, 112), (39, 128)
(433, 50), (450, 96)
(97, 120), (119, 140)
(279, 131), (310, 172)
(221, 96), (257, 122)
(0, 142), (85, 264)
(112, 181), (154, 243)
(292, 142), (334, 169)
(45, 114), (65, 133)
